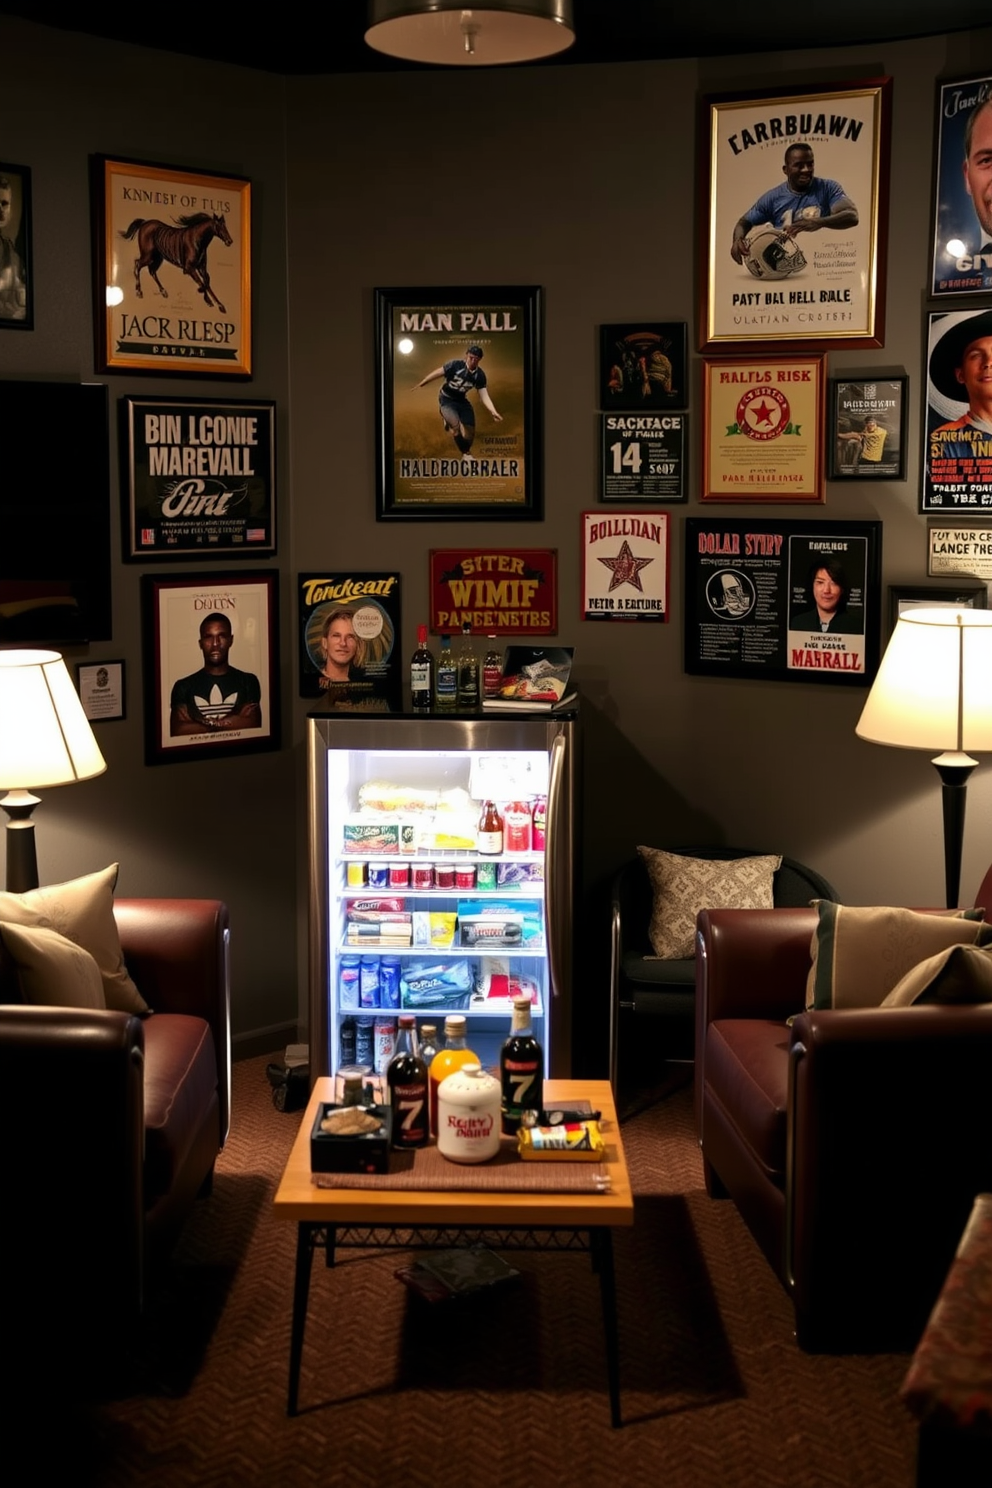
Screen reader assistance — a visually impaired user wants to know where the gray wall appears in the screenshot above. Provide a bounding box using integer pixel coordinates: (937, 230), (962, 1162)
(5, 15), (992, 1064)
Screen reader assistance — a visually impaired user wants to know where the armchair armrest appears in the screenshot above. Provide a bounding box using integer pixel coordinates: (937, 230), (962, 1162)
(696, 907), (817, 1024)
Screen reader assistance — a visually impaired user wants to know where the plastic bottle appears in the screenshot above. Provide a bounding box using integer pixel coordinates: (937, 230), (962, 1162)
(435, 635), (457, 710)
(483, 636), (503, 699)
(386, 1014), (429, 1148)
(456, 622), (480, 709)
(500, 996), (544, 1135)
(477, 799), (504, 855)
(531, 796), (547, 851)
(428, 1013), (478, 1136)
(410, 625), (434, 712)
(504, 800), (532, 853)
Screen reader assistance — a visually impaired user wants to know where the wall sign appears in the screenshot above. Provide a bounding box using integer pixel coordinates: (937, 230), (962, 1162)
(702, 354), (825, 502)
(581, 511), (669, 622)
(429, 548), (556, 635)
(600, 414), (687, 502)
(930, 74), (992, 298)
(927, 521), (992, 578)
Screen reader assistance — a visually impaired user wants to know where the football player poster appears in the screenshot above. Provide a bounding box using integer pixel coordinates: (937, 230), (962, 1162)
(702, 79), (891, 351)
(930, 75), (992, 297)
(374, 286), (541, 521)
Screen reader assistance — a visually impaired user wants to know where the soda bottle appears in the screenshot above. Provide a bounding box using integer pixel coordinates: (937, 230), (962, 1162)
(483, 636), (503, 699)
(504, 800), (532, 853)
(428, 1013), (478, 1136)
(500, 996), (544, 1135)
(435, 635), (457, 710)
(531, 795), (547, 851)
(477, 799), (503, 855)
(456, 622), (480, 709)
(386, 1014), (429, 1148)
(410, 624), (434, 712)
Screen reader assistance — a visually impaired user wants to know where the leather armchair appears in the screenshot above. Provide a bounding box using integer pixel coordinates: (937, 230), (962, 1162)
(0, 898), (230, 1375)
(695, 905), (992, 1352)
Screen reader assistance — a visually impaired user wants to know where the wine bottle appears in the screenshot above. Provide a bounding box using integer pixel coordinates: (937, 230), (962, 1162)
(435, 635), (457, 710)
(477, 799), (503, 855)
(410, 624), (434, 712)
(386, 1014), (429, 1148)
(500, 996), (544, 1135)
(483, 636), (503, 699)
(456, 622), (480, 709)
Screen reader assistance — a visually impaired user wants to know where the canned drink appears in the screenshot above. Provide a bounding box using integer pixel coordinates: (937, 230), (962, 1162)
(455, 864), (477, 890)
(389, 862), (411, 888)
(412, 863), (434, 890)
(346, 861), (366, 887)
(374, 1016), (397, 1074)
(380, 955), (402, 1008)
(360, 955), (381, 1008)
(355, 1017), (375, 1066)
(476, 860), (497, 891)
(435, 863), (456, 889)
(368, 862), (390, 889)
(339, 953), (361, 1009)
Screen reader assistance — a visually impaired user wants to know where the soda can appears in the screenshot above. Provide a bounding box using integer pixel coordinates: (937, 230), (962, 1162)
(355, 1016), (375, 1067)
(368, 862), (390, 889)
(374, 1016), (397, 1074)
(360, 955), (381, 1008)
(412, 863), (434, 890)
(339, 953), (361, 1009)
(346, 861), (366, 888)
(476, 859), (497, 891)
(380, 955), (402, 1008)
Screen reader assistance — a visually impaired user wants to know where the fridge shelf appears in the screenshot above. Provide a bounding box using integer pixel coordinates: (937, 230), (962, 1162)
(338, 996), (545, 1020)
(339, 942), (545, 957)
(337, 850), (544, 864)
(342, 888), (544, 901)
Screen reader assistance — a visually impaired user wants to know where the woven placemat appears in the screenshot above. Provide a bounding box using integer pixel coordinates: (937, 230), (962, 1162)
(312, 1141), (610, 1193)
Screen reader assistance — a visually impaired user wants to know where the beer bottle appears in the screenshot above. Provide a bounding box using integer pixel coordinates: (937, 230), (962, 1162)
(477, 799), (503, 855)
(456, 622), (480, 709)
(386, 1014), (429, 1148)
(500, 996), (544, 1135)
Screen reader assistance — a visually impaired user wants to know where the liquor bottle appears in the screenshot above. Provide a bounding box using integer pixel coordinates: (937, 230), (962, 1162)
(456, 622), (480, 709)
(387, 1014), (429, 1148)
(500, 996), (544, 1135)
(428, 1013), (478, 1136)
(419, 1022), (441, 1069)
(483, 636), (503, 699)
(504, 800), (532, 853)
(477, 799), (504, 855)
(410, 625), (434, 712)
(435, 635), (457, 710)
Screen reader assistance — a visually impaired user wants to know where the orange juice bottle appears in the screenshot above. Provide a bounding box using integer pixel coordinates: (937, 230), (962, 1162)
(428, 1014), (478, 1136)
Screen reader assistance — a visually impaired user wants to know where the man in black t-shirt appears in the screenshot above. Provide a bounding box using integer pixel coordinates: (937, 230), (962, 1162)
(169, 612), (262, 736)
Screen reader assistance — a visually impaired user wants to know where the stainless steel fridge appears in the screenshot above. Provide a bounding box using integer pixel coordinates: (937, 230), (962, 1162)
(307, 709), (580, 1084)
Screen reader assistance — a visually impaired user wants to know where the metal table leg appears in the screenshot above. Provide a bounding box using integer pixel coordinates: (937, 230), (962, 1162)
(591, 1227), (622, 1427)
(287, 1222), (316, 1416)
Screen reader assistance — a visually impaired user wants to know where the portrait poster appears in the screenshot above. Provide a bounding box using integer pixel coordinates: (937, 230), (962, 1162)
(374, 285), (541, 520)
(924, 310), (992, 511)
(581, 511), (669, 622)
(298, 572), (401, 710)
(828, 377), (907, 480)
(927, 521), (992, 579)
(684, 519), (882, 685)
(930, 75), (992, 297)
(76, 660), (125, 723)
(429, 548), (557, 635)
(701, 79), (891, 350)
(0, 161), (32, 330)
(92, 156), (251, 377)
(598, 322), (688, 410)
(141, 571), (278, 765)
(702, 354), (824, 502)
(601, 413), (687, 502)
(121, 397), (275, 559)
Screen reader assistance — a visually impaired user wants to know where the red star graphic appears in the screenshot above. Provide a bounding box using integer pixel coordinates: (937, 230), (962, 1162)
(597, 539), (654, 593)
(749, 398), (779, 428)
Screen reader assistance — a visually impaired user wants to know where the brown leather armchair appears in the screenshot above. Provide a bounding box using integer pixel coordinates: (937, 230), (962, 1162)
(0, 898), (230, 1377)
(695, 901), (992, 1352)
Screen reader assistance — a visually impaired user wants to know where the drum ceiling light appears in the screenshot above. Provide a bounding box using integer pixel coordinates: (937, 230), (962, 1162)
(365, 1), (575, 66)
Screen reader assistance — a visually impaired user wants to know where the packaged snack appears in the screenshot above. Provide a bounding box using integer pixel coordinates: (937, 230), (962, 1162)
(517, 1120), (605, 1162)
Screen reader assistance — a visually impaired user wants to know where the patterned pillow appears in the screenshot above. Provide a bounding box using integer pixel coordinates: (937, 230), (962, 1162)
(882, 943), (992, 1006)
(637, 847), (782, 960)
(0, 864), (148, 1014)
(0, 921), (106, 1010)
(805, 902), (992, 1011)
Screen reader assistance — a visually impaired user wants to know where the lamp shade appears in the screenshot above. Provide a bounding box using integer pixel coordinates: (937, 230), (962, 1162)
(0, 649), (106, 789)
(365, 1), (575, 66)
(856, 607), (992, 753)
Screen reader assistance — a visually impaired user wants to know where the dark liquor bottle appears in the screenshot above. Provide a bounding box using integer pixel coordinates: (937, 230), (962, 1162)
(410, 624), (434, 712)
(500, 996), (544, 1135)
(386, 1014), (429, 1148)
(483, 636), (503, 699)
(456, 622), (480, 709)
(435, 635), (457, 710)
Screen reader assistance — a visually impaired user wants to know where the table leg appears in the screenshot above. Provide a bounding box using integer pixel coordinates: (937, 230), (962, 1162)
(591, 1227), (622, 1428)
(287, 1222), (316, 1417)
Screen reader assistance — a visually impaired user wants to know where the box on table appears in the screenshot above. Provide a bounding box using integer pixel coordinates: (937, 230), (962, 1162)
(310, 1102), (393, 1174)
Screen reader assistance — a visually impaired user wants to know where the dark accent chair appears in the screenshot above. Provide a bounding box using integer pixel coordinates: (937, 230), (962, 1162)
(609, 848), (836, 1083)
(0, 898), (230, 1380)
(695, 872), (992, 1352)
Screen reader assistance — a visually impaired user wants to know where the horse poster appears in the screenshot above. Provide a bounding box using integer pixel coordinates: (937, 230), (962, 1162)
(93, 156), (251, 377)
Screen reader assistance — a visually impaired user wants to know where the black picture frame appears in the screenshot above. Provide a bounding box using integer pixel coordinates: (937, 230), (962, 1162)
(120, 395), (276, 559)
(0, 161), (32, 330)
(374, 285), (542, 521)
(598, 322), (688, 410)
(929, 73), (992, 298)
(141, 570), (279, 765)
(827, 376), (907, 480)
(887, 582), (988, 639)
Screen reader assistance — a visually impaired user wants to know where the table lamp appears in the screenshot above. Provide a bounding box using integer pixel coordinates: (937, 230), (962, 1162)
(0, 649), (107, 893)
(856, 606), (992, 908)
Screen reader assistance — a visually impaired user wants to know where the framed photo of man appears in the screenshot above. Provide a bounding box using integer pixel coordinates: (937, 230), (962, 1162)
(700, 78), (891, 352)
(0, 161), (32, 329)
(827, 376), (907, 480)
(374, 285), (542, 521)
(924, 309), (992, 512)
(930, 76), (992, 297)
(141, 570), (279, 765)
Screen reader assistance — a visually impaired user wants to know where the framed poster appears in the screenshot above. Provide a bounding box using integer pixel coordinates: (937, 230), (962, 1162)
(924, 309), (992, 511)
(927, 521), (992, 579)
(0, 162), (32, 329)
(429, 548), (557, 635)
(887, 582), (987, 638)
(930, 75), (992, 297)
(601, 413), (687, 503)
(701, 78), (891, 351)
(827, 377), (907, 480)
(141, 571), (278, 765)
(685, 519), (882, 684)
(598, 322), (688, 410)
(374, 285), (541, 521)
(75, 661), (126, 723)
(121, 396), (275, 559)
(702, 354), (825, 502)
(581, 511), (669, 622)
(92, 155), (251, 377)
(298, 572), (401, 710)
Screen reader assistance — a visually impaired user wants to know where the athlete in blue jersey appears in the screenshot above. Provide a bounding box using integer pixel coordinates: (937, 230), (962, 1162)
(415, 343), (503, 455)
(730, 145), (858, 265)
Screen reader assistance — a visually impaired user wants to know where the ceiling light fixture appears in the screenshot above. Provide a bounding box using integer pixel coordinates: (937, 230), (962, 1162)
(365, 1), (575, 67)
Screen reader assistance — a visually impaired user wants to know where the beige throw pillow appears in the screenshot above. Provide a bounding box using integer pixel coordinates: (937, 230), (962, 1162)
(637, 847), (782, 959)
(0, 864), (148, 1014)
(0, 921), (106, 1010)
(882, 942), (992, 1006)
(805, 902), (992, 1011)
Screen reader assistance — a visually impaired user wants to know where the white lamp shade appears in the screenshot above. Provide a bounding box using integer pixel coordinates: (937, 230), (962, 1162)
(0, 649), (107, 789)
(365, 1), (575, 66)
(856, 606), (992, 753)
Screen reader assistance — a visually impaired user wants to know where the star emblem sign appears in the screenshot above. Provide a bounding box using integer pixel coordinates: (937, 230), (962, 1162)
(598, 539), (654, 593)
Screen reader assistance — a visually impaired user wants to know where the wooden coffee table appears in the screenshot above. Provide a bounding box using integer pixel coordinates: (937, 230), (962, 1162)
(273, 1078), (634, 1423)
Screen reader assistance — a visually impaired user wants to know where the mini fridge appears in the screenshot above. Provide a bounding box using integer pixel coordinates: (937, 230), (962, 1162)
(307, 709), (580, 1084)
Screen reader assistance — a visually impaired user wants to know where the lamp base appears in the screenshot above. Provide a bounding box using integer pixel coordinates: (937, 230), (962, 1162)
(1, 788), (40, 893)
(931, 752), (977, 910)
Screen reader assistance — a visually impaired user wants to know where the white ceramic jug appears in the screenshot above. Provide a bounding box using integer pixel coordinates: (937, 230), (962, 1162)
(436, 1063), (501, 1163)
